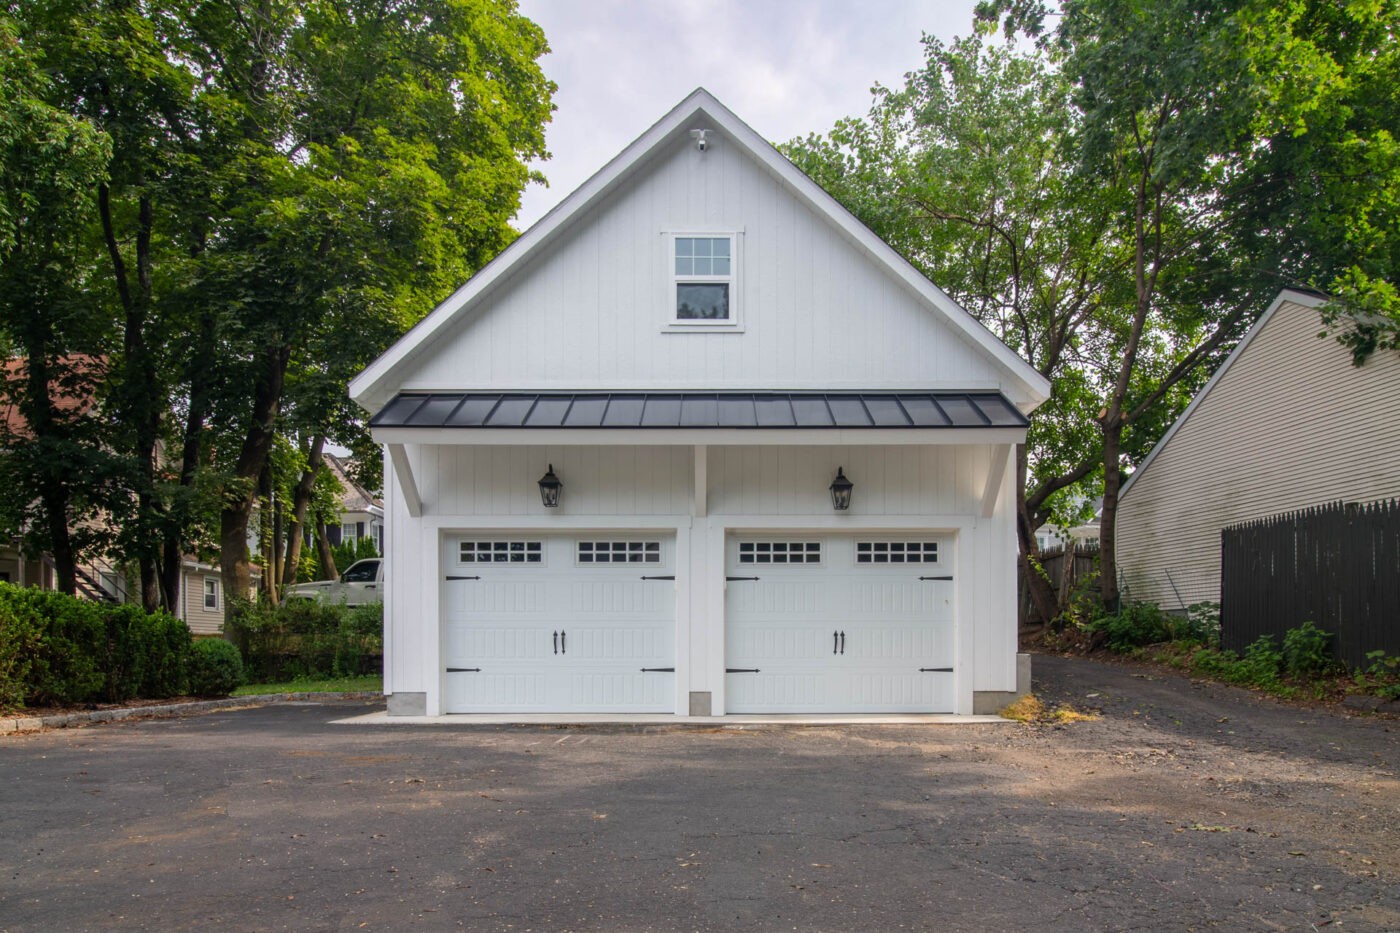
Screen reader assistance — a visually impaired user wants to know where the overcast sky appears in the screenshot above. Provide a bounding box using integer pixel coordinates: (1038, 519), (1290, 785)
(512, 0), (983, 231)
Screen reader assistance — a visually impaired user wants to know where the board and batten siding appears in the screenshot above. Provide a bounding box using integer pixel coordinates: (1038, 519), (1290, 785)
(1117, 297), (1400, 609)
(397, 134), (1011, 394)
(381, 441), (1018, 714)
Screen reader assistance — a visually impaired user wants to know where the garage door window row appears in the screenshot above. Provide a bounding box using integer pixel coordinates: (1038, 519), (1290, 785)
(738, 541), (822, 564)
(577, 541), (662, 563)
(459, 541), (543, 563)
(856, 541), (939, 563)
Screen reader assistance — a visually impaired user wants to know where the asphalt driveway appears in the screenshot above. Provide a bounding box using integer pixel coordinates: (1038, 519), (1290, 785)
(2, 656), (1398, 931)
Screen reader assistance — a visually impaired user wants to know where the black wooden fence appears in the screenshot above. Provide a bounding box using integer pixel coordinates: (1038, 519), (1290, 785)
(1221, 499), (1400, 667)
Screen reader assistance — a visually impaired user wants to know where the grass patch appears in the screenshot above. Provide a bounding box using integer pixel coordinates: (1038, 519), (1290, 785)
(999, 693), (1097, 724)
(233, 674), (382, 697)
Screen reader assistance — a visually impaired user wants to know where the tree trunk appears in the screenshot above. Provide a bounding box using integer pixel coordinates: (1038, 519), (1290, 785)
(281, 435), (326, 586)
(219, 343), (290, 613)
(315, 520), (338, 580)
(1099, 422), (1123, 610)
(1015, 445), (1062, 628)
(159, 308), (216, 610)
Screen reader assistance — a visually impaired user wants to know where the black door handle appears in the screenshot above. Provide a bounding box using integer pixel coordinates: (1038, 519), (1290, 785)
(840, 631), (846, 654)
(833, 630), (839, 654)
(561, 630), (566, 654)
(553, 630), (558, 654)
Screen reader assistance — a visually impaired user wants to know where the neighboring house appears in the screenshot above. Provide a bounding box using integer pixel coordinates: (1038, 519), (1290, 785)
(2, 357), (234, 628)
(323, 453), (384, 553)
(1118, 289), (1400, 610)
(175, 559), (227, 635)
(349, 89), (1050, 718)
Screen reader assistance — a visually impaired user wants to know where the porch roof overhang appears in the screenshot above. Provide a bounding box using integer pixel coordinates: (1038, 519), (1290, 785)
(369, 390), (1028, 447)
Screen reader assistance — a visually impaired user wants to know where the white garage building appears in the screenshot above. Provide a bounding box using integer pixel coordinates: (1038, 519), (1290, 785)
(350, 90), (1049, 717)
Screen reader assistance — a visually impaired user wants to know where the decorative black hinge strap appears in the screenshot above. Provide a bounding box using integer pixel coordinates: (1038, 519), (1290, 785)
(725, 668), (761, 673)
(726, 576), (760, 581)
(640, 667), (676, 673)
(919, 667), (954, 673)
(640, 575), (675, 580)
(918, 575), (954, 581)
(446, 667), (482, 673)
(446, 575), (482, 581)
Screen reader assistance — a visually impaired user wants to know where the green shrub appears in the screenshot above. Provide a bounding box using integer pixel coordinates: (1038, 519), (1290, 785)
(0, 590), (43, 711)
(1354, 650), (1400, 700)
(7, 586), (106, 705)
(104, 604), (191, 701)
(1181, 602), (1221, 647)
(226, 597), (382, 682)
(188, 638), (246, 696)
(1090, 601), (1174, 651)
(1236, 635), (1285, 688)
(1282, 621), (1337, 678)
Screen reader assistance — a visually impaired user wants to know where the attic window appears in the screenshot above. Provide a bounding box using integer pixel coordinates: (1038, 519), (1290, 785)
(669, 234), (739, 328)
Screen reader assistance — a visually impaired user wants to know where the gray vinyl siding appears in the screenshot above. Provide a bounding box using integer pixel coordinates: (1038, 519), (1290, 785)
(1117, 299), (1400, 609)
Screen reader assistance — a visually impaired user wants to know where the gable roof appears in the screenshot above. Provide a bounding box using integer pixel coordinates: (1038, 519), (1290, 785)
(349, 88), (1050, 415)
(325, 452), (382, 514)
(1119, 289), (1327, 500)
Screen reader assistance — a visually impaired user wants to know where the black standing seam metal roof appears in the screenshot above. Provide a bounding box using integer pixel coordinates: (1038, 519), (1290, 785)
(370, 392), (1028, 430)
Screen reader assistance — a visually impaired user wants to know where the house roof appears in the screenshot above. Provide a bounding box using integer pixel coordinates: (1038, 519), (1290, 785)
(348, 88), (1051, 415)
(324, 453), (382, 513)
(370, 391), (1028, 430)
(1119, 289), (1327, 500)
(2, 356), (105, 440)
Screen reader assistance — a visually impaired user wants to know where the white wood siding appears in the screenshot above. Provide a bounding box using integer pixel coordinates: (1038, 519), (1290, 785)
(1118, 299), (1400, 608)
(400, 136), (1010, 393)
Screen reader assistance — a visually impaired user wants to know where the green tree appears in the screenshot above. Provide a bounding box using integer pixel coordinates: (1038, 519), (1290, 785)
(0, 17), (121, 596)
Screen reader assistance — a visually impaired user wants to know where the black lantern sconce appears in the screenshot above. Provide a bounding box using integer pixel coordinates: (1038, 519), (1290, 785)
(537, 464), (563, 508)
(829, 467), (854, 511)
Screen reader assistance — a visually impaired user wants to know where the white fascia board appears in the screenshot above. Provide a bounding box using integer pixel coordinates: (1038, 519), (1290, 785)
(371, 426), (1027, 447)
(350, 87), (1050, 414)
(1119, 288), (1328, 500)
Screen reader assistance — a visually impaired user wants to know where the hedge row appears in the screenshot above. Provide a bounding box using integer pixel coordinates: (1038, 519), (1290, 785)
(224, 599), (382, 683)
(0, 582), (245, 711)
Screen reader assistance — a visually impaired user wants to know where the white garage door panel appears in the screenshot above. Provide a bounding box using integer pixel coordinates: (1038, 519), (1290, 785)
(443, 536), (675, 713)
(725, 536), (954, 713)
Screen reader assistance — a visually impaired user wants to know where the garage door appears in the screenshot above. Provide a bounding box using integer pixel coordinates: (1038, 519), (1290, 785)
(443, 536), (675, 713)
(725, 536), (954, 713)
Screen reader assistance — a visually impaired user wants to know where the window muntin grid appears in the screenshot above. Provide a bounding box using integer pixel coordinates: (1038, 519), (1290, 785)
(577, 541), (662, 564)
(856, 541), (939, 564)
(737, 541), (822, 564)
(459, 541), (543, 563)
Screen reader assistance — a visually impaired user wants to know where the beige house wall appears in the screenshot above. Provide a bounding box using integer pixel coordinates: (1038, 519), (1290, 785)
(1117, 295), (1400, 609)
(181, 568), (226, 636)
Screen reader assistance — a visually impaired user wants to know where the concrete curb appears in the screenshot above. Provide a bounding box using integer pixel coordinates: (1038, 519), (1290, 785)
(0, 691), (383, 735)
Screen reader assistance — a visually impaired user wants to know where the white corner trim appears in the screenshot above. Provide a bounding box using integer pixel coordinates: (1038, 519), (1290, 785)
(693, 445), (708, 518)
(1119, 288), (1328, 500)
(387, 444), (424, 517)
(981, 444), (1012, 519)
(349, 87), (1051, 414)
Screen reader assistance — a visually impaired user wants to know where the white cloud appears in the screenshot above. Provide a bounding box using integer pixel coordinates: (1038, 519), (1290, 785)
(513, 0), (981, 230)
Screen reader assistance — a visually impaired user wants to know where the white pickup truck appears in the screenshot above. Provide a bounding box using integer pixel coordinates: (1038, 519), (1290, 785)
(284, 558), (384, 606)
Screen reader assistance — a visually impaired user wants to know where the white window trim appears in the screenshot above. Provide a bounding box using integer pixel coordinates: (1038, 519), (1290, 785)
(661, 230), (743, 331)
(203, 577), (220, 611)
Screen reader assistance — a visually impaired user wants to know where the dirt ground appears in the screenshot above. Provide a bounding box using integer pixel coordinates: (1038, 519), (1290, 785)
(1, 655), (1397, 931)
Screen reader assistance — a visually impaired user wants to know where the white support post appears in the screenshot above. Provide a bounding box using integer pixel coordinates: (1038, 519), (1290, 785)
(693, 445), (708, 518)
(981, 444), (1012, 519)
(387, 444), (424, 517)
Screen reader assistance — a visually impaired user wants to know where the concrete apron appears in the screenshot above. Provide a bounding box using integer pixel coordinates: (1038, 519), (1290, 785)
(335, 711), (1009, 726)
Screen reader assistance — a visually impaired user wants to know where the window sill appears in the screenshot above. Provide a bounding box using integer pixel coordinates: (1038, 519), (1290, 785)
(661, 324), (746, 334)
